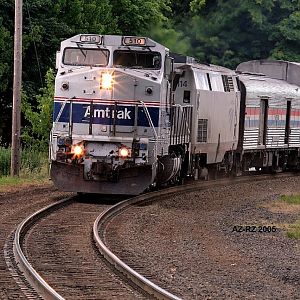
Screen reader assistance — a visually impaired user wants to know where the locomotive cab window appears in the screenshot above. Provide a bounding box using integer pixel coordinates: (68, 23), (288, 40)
(63, 47), (109, 66)
(194, 72), (210, 90)
(113, 50), (161, 69)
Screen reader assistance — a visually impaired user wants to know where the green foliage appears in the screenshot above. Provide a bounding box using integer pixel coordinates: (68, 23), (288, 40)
(190, 0), (206, 13)
(281, 194), (300, 205)
(0, 147), (47, 177)
(110, 0), (170, 35)
(287, 220), (300, 239)
(149, 21), (191, 55)
(0, 147), (10, 176)
(22, 69), (54, 150)
(280, 193), (300, 239)
(0, 0), (172, 146)
(170, 0), (300, 67)
(2, 0), (300, 148)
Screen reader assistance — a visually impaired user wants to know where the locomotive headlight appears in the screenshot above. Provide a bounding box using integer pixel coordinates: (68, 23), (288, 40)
(72, 145), (84, 157)
(101, 73), (113, 89)
(74, 145), (83, 156)
(119, 146), (130, 158)
(61, 81), (69, 90)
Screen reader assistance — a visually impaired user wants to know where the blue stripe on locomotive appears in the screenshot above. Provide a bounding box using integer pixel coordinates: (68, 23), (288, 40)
(53, 102), (159, 127)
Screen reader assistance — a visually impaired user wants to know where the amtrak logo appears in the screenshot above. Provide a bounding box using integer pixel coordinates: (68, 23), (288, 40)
(84, 105), (132, 120)
(53, 101), (159, 127)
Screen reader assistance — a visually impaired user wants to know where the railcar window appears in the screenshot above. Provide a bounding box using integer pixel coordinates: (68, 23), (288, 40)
(113, 50), (161, 69)
(63, 48), (109, 66)
(183, 90), (191, 103)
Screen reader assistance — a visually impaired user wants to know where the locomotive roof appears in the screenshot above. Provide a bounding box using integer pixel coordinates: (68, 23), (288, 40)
(61, 34), (168, 52)
(176, 62), (235, 74)
(239, 74), (300, 100)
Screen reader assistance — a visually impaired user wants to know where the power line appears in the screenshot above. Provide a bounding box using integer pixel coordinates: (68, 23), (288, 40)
(24, 0), (43, 88)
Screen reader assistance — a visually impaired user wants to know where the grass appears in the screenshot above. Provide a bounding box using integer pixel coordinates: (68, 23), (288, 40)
(286, 220), (300, 239)
(280, 194), (300, 239)
(0, 175), (49, 190)
(0, 147), (49, 192)
(280, 194), (300, 205)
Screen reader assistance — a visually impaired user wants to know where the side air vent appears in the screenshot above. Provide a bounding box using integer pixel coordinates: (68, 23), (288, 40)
(197, 119), (208, 142)
(222, 75), (235, 92)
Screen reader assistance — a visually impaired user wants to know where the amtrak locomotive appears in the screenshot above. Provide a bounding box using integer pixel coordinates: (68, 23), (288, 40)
(50, 34), (300, 194)
(50, 34), (182, 194)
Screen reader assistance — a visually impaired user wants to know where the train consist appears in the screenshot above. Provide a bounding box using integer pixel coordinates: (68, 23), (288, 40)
(50, 34), (300, 194)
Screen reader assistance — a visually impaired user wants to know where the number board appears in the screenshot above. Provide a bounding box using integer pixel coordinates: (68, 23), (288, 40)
(80, 35), (102, 44)
(123, 37), (146, 46)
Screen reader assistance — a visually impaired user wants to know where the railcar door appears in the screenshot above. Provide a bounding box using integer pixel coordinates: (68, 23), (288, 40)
(284, 100), (291, 145)
(259, 98), (269, 145)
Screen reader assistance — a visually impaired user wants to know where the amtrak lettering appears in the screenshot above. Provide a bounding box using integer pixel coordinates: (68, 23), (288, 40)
(84, 106), (131, 120)
(53, 102), (159, 127)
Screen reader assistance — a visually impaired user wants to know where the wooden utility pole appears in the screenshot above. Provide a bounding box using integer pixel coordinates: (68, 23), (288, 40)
(11, 0), (22, 176)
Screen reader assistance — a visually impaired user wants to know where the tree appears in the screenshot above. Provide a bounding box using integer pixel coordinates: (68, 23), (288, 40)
(176, 0), (300, 67)
(0, 0), (171, 146)
(22, 68), (54, 150)
(0, 12), (13, 146)
(110, 0), (170, 35)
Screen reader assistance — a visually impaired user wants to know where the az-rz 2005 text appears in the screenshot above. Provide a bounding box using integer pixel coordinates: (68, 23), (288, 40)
(232, 225), (277, 233)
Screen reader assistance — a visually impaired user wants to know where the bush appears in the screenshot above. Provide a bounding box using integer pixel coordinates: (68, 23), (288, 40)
(22, 68), (54, 151)
(0, 147), (48, 177)
(0, 147), (10, 176)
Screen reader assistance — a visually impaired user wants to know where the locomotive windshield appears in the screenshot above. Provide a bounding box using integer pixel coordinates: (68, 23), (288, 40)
(63, 47), (109, 66)
(113, 50), (161, 69)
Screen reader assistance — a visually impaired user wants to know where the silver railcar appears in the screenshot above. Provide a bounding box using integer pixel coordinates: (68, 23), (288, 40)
(237, 60), (300, 171)
(171, 54), (241, 178)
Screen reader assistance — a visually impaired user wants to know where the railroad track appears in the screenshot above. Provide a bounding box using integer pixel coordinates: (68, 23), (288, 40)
(9, 172), (299, 299)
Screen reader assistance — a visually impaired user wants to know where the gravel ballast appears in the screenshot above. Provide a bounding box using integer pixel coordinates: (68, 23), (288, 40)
(105, 176), (300, 299)
(0, 184), (72, 299)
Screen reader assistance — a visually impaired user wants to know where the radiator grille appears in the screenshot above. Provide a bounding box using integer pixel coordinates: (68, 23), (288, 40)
(222, 75), (235, 92)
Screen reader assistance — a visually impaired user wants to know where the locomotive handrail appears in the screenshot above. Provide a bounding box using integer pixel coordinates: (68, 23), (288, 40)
(54, 96), (75, 123)
(171, 104), (193, 145)
(139, 100), (158, 140)
(178, 105), (192, 136)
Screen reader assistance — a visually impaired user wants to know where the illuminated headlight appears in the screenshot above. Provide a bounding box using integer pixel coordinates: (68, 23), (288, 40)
(101, 73), (113, 89)
(119, 146), (131, 158)
(71, 144), (84, 157)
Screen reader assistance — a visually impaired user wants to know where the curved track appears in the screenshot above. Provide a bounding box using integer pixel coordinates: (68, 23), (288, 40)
(11, 172), (299, 299)
(13, 195), (148, 299)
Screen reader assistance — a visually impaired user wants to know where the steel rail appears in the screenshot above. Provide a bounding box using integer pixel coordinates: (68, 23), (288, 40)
(13, 197), (73, 300)
(12, 171), (298, 299)
(93, 180), (225, 300)
(93, 171), (300, 300)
